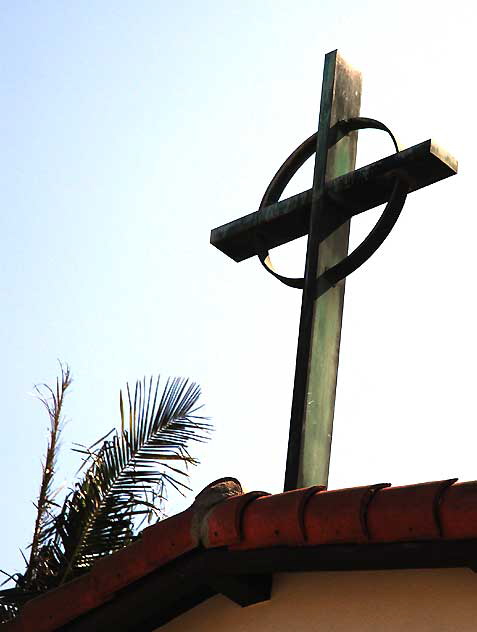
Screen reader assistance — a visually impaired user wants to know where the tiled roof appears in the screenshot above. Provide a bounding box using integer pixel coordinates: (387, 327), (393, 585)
(6, 476), (477, 632)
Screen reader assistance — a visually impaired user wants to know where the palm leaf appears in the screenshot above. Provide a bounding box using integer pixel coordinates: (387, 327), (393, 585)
(51, 376), (210, 584)
(24, 365), (71, 586)
(0, 366), (72, 621)
(0, 372), (210, 621)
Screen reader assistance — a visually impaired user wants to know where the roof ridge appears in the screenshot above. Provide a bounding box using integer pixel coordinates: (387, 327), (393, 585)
(8, 476), (477, 632)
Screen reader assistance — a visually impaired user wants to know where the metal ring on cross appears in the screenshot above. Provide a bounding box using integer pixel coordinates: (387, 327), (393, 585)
(255, 117), (410, 297)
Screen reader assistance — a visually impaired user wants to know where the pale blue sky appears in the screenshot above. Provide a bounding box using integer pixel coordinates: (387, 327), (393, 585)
(1, 1), (474, 579)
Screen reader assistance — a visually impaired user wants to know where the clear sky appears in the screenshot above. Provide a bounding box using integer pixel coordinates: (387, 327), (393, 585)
(1, 1), (474, 579)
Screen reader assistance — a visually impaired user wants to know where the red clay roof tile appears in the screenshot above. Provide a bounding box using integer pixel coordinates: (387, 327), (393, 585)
(440, 480), (477, 539)
(91, 539), (153, 598)
(304, 484), (389, 545)
(6, 476), (477, 632)
(205, 490), (269, 548)
(231, 486), (324, 550)
(141, 507), (197, 566)
(367, 479), (456, 542)
(14, 573), (100, 632)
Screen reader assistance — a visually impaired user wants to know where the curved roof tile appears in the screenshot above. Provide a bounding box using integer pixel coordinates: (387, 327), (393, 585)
(5, 477), (477, 632)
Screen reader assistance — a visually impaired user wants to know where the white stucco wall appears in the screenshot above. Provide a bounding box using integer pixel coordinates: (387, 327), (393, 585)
(158, 568), (477, 631)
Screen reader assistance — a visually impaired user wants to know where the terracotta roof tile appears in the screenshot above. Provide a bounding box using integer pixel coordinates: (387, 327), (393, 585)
(91, 539), (156, 598)
(6, 476), (477, 632)
(141, 507), (197, 565)
(440, 480), (477, 539)
(4, 509), (197, 632)
(367, 479), (456, 542)
(231, 486), (324, 550)
(205, 491), (269, 548)
(89, 508), (198, 601)
(304, 483), (389, 545)
(12, 573), (100, 632)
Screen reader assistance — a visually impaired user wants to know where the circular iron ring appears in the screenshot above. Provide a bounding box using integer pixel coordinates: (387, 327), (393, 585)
(255, 117), (408, 294)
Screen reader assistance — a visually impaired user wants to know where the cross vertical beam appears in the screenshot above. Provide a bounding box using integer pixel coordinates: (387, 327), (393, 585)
(210, 51), (457, 494)
(284, 51), (362, 491)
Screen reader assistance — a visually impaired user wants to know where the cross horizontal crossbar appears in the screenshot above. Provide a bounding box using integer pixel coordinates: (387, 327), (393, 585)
(210, 139), (457, 263)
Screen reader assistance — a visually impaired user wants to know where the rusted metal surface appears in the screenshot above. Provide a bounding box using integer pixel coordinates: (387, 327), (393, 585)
(210, 139), (457, 263)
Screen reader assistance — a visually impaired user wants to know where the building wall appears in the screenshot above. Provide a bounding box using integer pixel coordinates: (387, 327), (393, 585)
(159, 568), (477, 631)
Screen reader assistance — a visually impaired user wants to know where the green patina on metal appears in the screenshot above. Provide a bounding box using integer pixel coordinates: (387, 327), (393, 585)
(298, 52), (361, 488)
(210, 140), (457, 263)
(209, 49), (457, 494)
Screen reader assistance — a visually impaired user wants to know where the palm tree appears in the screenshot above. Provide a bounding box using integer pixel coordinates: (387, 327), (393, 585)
(0, 367), (210, 623)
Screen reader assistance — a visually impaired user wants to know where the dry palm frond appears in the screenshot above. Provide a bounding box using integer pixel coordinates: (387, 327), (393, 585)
(0, 365), (71, 622)
(23, 365), (71, 589)
(0, 373), (210, 623)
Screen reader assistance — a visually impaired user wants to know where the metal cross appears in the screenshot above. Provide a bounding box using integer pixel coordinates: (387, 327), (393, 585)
(210, 50), (457, 492)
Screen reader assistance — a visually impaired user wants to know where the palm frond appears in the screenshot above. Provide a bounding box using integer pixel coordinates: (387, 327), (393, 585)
(52, 376), (210, 584)
(23, 364), (71, 589)
(0, 371), (211, 620)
